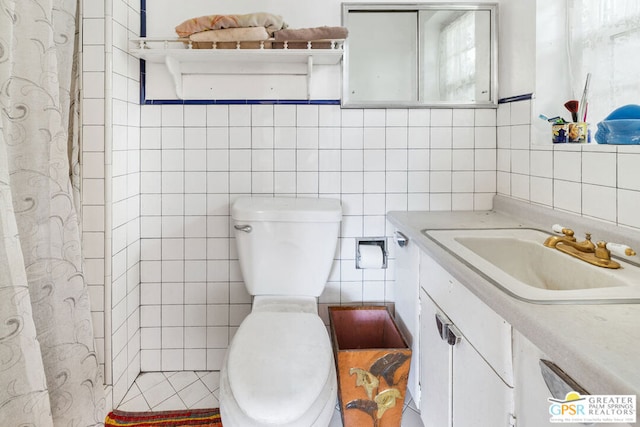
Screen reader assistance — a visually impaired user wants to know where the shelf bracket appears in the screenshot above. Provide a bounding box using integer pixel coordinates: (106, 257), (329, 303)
(306, 55), (313, 100)
(164, 55), (183, 99)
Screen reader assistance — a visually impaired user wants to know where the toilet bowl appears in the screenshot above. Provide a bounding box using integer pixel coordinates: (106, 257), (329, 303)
(219, 197), (342, 427)
(220, 297), (337, 426)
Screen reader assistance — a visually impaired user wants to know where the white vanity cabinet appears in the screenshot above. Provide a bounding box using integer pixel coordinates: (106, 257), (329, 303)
(393, 232), (422, 406)
(389, 209), (640, 427)
(419, 253), (515, 427)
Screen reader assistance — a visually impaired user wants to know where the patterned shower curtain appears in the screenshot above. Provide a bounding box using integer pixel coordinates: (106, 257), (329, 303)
(0, 0), (104, 425)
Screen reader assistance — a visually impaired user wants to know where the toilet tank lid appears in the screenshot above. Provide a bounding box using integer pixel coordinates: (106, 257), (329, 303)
(232, 197), (342, 222)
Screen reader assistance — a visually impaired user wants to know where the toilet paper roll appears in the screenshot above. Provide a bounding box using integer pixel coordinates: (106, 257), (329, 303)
(358, 244), (384, 269)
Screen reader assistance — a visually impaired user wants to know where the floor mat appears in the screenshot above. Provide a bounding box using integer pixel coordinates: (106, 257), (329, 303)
(105, 408), (222, 426)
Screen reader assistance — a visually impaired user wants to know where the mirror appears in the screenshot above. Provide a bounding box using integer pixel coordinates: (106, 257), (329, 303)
(342, 3), (498, 108)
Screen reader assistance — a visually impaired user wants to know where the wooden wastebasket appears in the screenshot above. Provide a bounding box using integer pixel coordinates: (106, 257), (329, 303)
(328, 306), (411, 427)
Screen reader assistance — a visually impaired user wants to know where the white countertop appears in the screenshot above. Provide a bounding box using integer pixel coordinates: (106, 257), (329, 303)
(387, 196), (640, 396)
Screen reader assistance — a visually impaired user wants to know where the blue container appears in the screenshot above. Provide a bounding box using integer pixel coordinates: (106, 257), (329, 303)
(595, 120), (640, 145)
(595, 104), (640, 145)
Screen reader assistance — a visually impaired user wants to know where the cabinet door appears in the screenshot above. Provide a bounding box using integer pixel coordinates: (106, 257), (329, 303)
(420, 288), (453, 427)
(394, 236), (421, 403)
(513, 330), (555, 427)
(421, 253), (513, 387)
(453, 336), (514, 427)
(421, 287), (514, 427)
(513, 331), (631, 427)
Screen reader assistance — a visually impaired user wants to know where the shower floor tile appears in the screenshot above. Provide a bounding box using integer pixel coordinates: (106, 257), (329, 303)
(118, 371), (424, 426)
(117, 371), (219, 412)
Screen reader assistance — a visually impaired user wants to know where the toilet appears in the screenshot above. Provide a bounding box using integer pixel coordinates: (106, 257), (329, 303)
(219, 196), (342, 427)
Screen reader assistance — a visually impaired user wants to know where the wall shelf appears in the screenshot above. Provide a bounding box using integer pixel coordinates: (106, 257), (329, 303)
(129, 38), (344, 99)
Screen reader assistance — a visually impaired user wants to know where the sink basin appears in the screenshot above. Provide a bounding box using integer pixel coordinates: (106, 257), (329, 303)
(424, 228), (640, 304)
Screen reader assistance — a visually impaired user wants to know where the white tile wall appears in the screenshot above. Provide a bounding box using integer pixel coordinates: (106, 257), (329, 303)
(497, 99), (640, 231)
(81, 0), (108, 391)
(111, 0), (143, 406)
(81, 0), (142, 408)
(85, 2), (640, 411)
(138, 105), (497, 371)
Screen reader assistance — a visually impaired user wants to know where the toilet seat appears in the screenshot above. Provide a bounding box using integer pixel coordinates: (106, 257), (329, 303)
(226, 310), (333, 425)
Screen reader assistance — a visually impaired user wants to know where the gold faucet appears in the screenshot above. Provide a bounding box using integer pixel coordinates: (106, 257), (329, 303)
(544, 225), (636, 269)
(543, 226), (576, 248)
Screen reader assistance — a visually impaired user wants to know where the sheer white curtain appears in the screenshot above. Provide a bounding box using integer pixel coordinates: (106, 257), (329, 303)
(0, 0), (104, 425)
(438, 11), (476, 101)
(568, 0), (640, 124)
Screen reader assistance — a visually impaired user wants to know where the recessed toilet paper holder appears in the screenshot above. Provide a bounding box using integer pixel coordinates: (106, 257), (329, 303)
(355, 238), (388, 269)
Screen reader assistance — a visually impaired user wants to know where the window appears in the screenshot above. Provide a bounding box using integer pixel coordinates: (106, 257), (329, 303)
(439, 12), (477, 101)
(533, 0), (640, 143)
(568, 0), (640, 124)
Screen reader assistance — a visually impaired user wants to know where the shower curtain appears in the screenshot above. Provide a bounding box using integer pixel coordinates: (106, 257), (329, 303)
(0, 0), (105, 425)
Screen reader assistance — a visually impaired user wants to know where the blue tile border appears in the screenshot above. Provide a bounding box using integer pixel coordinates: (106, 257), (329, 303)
(139, 59), (146, 103)
(140, 0), (146, 37)
(141, 99), (342, 105)
(498, 93), (533, 104)
(137, 0), (340, 106)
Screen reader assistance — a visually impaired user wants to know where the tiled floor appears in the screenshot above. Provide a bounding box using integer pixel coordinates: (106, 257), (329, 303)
(118, 371), (424, 426)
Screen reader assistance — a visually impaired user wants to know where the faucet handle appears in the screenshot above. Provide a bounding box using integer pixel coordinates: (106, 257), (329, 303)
(595, 241), (611, 261)
(605, 242), (636, 258)
(551, 224), (574, 237)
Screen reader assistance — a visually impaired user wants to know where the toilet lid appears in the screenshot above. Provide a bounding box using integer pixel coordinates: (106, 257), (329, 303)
(227, 311), (333, 424)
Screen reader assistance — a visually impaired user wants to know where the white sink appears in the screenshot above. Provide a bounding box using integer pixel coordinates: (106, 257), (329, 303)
(424, 228), (640, 304)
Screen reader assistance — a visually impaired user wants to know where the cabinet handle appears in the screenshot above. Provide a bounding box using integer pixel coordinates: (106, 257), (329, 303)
(435, 313), (461, 346)
(435, 313), (449, 340)
(539, 359), (588, 399)
(445, 324), (462, 346)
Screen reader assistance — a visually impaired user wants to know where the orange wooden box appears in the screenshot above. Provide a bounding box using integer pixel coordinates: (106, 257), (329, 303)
(328, 306), (412, 427)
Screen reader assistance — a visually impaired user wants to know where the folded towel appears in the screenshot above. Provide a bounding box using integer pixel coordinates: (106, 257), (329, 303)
(272, 41), (333, 49)
(189, 27), (269, 42)
(273, 26), (348, 41)
(176, 12), (287, 37)
(189, 27), (271, 49)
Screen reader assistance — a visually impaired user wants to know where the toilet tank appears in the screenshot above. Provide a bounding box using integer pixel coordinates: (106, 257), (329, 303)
(231, 197), (342, 297)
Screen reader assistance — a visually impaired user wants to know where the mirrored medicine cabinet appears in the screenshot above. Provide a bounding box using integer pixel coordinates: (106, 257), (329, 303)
(342, 3), (498, 108)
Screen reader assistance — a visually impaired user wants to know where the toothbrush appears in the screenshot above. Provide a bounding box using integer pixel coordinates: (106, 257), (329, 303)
(578, 73), (591, 123)
(583, 102), (588, 123)
(541, 115), (566, 123)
